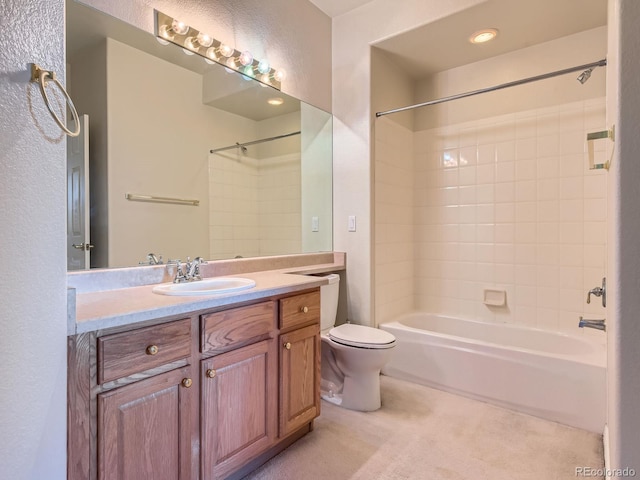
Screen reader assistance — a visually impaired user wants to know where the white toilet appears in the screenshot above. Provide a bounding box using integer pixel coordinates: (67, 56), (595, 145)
(319, 274), (396, 411)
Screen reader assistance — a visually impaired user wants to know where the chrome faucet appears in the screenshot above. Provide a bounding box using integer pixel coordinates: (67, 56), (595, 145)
(147, 253), (163, 265)
(578, 317), (606, 331)
(168, 257), (207, 283)
(185, 257), (207, 281)
(586, 277), (606, 307)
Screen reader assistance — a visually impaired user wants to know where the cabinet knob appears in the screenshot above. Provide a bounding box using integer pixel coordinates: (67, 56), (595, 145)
(146, 345), (159, 355)
(181, 378), (193, 388)
(300, 306), (309, 313)
(206, 369), (216, 379)
(284, 342), (292, 350)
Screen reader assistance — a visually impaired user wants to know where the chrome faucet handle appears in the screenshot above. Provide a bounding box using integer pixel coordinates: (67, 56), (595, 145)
(586, 277), (607, 307)
(167, 259), (188, 283)
(186, 256), (207, 281)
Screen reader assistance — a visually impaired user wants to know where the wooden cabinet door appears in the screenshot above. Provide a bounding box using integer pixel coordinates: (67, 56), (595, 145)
(97, 366), (194, 480)
(279, 324), (320, 437)
(201, 339), (277, 480)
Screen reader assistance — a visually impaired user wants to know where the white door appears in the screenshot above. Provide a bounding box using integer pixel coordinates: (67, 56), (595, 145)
(67, 114), (91, 270)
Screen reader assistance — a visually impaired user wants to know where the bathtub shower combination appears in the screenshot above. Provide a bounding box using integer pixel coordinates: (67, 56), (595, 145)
(381, 313), (606, 433)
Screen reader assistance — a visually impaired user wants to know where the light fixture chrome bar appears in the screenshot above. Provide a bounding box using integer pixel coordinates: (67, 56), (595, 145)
(375, 59), (607, 118)
(125, 193), (200, 206)
(210, 131), (301, 154)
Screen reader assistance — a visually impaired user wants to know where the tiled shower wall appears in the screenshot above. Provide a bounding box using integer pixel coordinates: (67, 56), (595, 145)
(375, 117), (415, 324)
(209, 153), (301, 259)
(375, 98), (608, 333)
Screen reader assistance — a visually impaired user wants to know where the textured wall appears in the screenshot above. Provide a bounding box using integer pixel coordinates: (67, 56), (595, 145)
(0, 1), (67, 479)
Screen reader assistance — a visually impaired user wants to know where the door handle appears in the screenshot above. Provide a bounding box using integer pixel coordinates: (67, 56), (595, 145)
(72, 242), (94, 251)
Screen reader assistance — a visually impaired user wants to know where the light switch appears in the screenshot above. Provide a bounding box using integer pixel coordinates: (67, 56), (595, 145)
(311, 216), (319, 232)
(348, 215), (356, 232)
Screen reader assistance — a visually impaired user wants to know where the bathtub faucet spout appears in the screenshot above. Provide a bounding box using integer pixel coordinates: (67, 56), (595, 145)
(578, 317), (606, 332)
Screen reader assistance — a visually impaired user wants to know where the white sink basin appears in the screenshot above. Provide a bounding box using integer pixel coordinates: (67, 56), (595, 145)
(152, 277), (256, 296)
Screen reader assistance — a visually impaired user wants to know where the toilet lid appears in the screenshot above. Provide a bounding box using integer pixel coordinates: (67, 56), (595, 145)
(328, 324), (396, 349)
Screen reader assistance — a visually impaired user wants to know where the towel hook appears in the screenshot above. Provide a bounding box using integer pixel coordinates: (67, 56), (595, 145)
(30, 63), (80, 137)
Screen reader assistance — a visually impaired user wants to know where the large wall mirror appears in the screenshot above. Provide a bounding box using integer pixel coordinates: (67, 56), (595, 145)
(66, 0), (333, 270)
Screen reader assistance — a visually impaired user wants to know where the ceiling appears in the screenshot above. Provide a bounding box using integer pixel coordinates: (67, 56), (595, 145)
(308, 0), (374, 18)
(310, 0), (607, 78)
(373, 0), (607, 78)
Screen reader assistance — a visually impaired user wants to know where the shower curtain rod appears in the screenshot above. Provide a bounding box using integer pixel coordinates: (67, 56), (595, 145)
(375, 58), (607, 118)
(210, 131), (301, 154)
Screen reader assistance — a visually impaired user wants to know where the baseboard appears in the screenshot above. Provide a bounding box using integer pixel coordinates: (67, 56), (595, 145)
(603, 424), (611, 470)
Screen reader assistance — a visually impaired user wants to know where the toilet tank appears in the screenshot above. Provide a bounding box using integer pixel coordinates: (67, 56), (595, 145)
(319, 274), (340, 331)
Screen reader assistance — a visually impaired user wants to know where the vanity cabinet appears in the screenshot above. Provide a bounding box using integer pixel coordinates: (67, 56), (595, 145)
(278, 292), (321, 437)
(68, 288), (322, 480)
(98, 366), (194, 480)
(201, 340), (277, 479)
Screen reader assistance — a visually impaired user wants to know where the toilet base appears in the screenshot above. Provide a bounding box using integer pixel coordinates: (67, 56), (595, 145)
(340, 371), (382, 411)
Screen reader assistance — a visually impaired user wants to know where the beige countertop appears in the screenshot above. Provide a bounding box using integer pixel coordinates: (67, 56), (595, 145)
(70, 254), (344, 335)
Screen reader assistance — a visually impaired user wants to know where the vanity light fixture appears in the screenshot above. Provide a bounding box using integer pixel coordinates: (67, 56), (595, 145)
(154, 10), (283, 90)
(469, 28), (498, 44)
(267, 97), (284, 106)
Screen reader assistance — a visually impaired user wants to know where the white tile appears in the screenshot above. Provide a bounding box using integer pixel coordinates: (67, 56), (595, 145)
(495, 223), (515, 243)
(476, 204), (495, 224)
(537, 178), (559, 200)
(515, 159), (536, 181)
(496, 162), (515, 183)
(458, 185), (477, 205)
(584, 198), (607, 222)
(560, 154), (585, 177)
(476, 164), (496, 184)
(584, 174), (607, 199)
(476, 184), (495, 204)
(537, 134), (561, 157)
(495, 244), (514, 264)
(583, 221), (606, 245)
(515, 285), (537, 306)
(560, 223), (584, 244)
(515, 223), (537, 244)
(537, 156), (560, 179)
(478, 145), (496, 165)
(515, 244), (537, 265)
(537, 244), (559, 265)
(459, 166), (477, 186)
(496, 141), (516, 163)
(516, 202), (537, 222)
(537, 223), (559, 244)
(515, 181), (536, 202)
(560, 177), (584, 200)
(537, 201), (559, 222)
(495, 203), (515, 223)
(459, 146), (477, 166)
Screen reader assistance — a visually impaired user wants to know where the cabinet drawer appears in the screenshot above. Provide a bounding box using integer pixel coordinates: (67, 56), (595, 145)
(201, 301), (275, 355)
(279, 291), (320, 330)
(98, 318), (191, 384)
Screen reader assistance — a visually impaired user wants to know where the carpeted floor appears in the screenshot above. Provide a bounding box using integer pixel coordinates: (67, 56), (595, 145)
(244, 375), (604, 480)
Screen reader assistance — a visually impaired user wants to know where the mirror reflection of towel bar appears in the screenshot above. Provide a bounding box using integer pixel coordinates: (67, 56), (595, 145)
(125, 193), (199, 206)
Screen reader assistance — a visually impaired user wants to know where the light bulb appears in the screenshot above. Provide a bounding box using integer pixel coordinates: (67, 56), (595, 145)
(257, 59), (270, 75)
(156, 36), (170, 46)
(273, 69), (286, 82)
(158, 25), (175, 41)
(241, 65), (255, 79)
(206, 47), (218, 60)
(196, 32), (213, 48)
(218, 44), (234, 58)
(226, 57), (238, 69)
(268, 97), (284, 106)
(239, 51), (253, 66)
(171, 20), (189, 36)
(182, 48), (195, 56)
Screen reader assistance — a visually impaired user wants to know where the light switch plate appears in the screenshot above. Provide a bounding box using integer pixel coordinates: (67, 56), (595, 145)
(348, 215), (356, 232)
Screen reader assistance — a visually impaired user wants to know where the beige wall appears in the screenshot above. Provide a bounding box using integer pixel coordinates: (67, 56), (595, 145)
(607, 0), (640, 471)
(0, 1), (68, 479)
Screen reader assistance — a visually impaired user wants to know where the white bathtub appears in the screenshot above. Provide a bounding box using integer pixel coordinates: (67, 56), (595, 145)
(380, 313), (606, 433)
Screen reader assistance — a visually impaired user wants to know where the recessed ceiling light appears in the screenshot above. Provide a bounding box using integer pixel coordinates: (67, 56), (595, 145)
(267, 97), (284, 106)
(469, 28), (498, 44)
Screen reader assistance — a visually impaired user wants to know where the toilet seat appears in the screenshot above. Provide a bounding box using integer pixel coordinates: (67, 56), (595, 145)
(328, 324), (396, 349)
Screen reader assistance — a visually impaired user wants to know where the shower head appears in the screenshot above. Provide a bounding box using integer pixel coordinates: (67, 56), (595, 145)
(577, 67), (594, 84)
